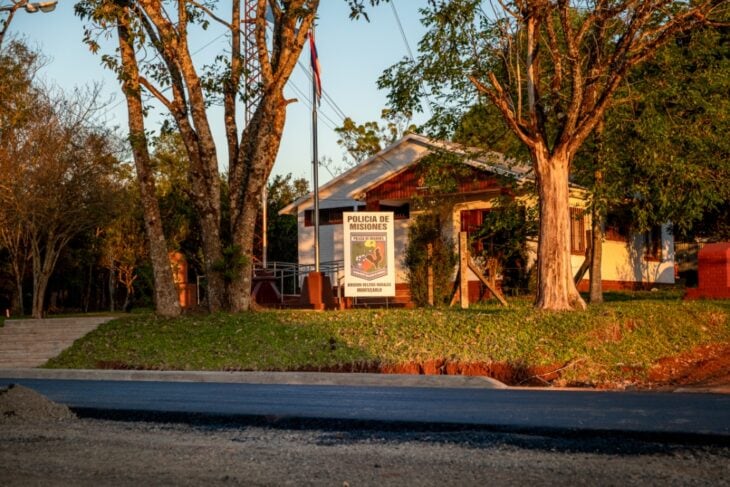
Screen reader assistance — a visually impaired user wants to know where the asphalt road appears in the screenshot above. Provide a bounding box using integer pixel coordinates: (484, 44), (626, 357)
(1, 375), (728, 440)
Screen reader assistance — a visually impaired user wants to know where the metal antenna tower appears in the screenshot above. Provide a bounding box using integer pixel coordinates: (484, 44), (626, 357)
(243, 0), (261, 125)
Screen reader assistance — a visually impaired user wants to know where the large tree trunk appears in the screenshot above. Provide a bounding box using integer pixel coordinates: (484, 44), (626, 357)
(31, 271), (49, 319)
(533, 148), (586, 311)
(118, 20), (180, 318)
(2, 226), (27, 316)
(589, 209), (604, 304)
(10, 254), (25, 316)
(108, 266), (116, 312)
(176, 125), (226, 312)
(29, 235), (63, 319)
(197, 208), (226, 312)
(228, 95), (288, 312)
(228, 203), (258, 312)
(12, 278), (23, 317)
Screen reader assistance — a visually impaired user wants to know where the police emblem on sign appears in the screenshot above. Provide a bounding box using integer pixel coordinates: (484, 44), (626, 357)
(350, 233), (388, 281)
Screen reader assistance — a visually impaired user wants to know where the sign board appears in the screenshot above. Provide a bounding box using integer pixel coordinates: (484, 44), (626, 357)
(343, 212), (396, 297)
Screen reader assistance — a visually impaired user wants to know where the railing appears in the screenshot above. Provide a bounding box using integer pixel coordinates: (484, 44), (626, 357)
(253, 260), (345, 303)
(674, 242), (706, 272)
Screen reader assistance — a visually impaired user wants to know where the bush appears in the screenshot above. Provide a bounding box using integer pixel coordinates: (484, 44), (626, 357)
(403, 212), (457, 306)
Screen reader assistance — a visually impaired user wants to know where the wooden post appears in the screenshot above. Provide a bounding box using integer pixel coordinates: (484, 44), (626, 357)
(459, 232), (469, 309)
(427, 243), (434, 306)
(573, 238), (592, 285)
(467, 258), (508, 307)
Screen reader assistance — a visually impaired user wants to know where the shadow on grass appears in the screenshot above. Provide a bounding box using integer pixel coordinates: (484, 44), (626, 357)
(590, 290), (684, 303)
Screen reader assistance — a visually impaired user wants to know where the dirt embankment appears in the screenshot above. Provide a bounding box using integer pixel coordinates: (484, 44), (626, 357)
(647, 343), (730, 390)
(290, 343), (730, 390)
(95, 343), (730, 390)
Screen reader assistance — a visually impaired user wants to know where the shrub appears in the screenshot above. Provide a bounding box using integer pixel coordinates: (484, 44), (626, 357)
(403, 212), (457, 306)
(475, 196), (537, 295)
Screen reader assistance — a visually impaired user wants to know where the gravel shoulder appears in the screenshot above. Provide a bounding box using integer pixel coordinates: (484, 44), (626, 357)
(2, 418), (730, 486)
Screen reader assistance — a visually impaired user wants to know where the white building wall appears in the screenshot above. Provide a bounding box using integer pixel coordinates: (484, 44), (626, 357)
(596, 224), (675, 285)
(297, 201), (361, 267)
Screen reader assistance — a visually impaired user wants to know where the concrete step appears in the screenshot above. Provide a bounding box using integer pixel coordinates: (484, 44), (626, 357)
(0, 335), (95, 343)
(0, 346), (82, 355)
(0, 316), (114, 368)
(1, 332), (98, 341)
(0, 332), (98, 341)
(2, 322), (103, 329)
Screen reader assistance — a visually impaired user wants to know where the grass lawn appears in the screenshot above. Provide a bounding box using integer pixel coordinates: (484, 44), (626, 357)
(46, 291), (730, 387)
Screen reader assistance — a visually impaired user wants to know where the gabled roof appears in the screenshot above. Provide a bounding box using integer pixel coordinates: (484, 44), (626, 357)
(279, 134), (542, 216)
(279, 133), (432, 215)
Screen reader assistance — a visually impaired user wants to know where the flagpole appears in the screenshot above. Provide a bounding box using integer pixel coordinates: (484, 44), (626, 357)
(311, 25), (320, 273)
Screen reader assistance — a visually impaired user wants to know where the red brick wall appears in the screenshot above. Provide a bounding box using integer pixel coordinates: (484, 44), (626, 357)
(685, 243), (730, 299)
(576, 280), (673, 292)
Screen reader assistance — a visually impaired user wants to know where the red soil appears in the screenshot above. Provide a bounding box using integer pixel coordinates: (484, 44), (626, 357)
(288, 344), (730, 390)
(646, 343), (730, 390)
(96, 343), (730, 391)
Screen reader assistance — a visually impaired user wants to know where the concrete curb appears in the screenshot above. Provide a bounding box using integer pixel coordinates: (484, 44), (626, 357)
(0, 368), (508, 389)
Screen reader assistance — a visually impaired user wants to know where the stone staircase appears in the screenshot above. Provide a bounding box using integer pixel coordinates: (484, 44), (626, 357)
(0, 317), (114, 368)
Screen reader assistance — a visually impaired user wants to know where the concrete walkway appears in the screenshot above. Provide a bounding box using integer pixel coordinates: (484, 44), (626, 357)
(0, 317), (114, 368)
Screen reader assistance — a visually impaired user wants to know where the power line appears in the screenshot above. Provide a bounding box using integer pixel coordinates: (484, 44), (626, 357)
(96, 31), (229, 122)
(390, 0), (416, 62)
(286, 79), (340, 132)
(281, 24), (350, 124)
(390, 0), (432, 116)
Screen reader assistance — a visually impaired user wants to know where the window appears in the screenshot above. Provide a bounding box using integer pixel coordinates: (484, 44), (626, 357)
(644, 225), (663, 261)
(379, 203), (410, 220)
(570, 207), (586, 255)
(460, 208), (494, 255)
(304, 205), (365, 227)
(605, 211), (631, 241)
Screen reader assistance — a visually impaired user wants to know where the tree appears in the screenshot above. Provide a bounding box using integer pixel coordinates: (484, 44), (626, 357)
(475, 195), (538, 295)
(261, 173), (308, 263)
(572, 15), (730, 302)
(77, 0), (319, 312)
(359, 0), (726, 310)
(116, 15), (181, 317)
(0, 41), (41, 315)
(0, 64), (122, 317)
(100, 184), (148, 312)
(335, 109), (416, 165)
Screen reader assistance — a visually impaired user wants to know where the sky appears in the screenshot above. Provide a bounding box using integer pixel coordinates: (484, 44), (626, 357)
(7, 0), (431, 185)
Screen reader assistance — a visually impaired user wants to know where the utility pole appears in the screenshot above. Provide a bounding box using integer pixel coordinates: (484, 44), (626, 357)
(311, 24), (320, 273)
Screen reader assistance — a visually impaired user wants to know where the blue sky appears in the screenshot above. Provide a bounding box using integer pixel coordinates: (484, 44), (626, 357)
(8, 0), (430, 184)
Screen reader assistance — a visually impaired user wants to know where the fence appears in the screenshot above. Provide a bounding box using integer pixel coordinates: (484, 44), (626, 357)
(674, 242), (706, 272)
(253, 260), (345, 303)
